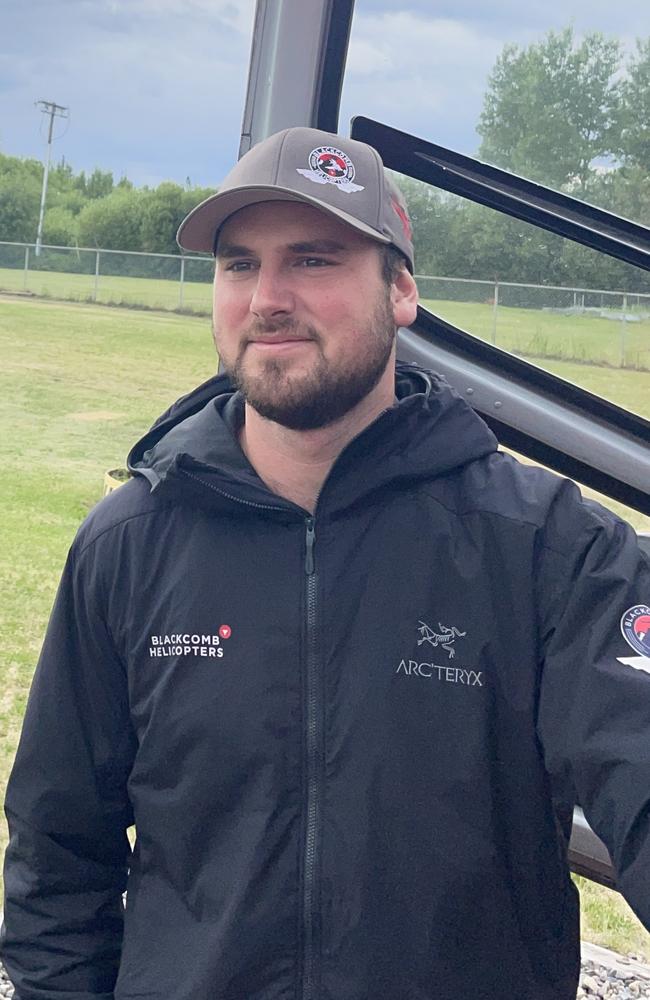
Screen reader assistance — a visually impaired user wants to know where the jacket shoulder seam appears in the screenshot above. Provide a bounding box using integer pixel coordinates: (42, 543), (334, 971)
(415, 487), (579, 562)
(76, 505), (171, 558)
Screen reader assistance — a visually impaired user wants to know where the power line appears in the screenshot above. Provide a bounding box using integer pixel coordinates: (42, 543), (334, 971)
(34, 100), (69, 256)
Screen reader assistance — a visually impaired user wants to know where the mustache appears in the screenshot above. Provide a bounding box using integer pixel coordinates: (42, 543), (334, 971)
(245, 318), (322, 343)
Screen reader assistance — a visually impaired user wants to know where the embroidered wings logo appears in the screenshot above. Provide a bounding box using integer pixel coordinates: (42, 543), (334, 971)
(296, 145), (364, 193)
(618, 604), (650, 674)
(417, 620), (466, 659)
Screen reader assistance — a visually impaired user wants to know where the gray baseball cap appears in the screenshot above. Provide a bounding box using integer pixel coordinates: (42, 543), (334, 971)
(176, 127), (414, 271)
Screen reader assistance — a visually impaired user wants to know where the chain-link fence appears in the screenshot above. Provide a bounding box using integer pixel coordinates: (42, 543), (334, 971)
(1, 240), (649, 369)
(0, 240), (214, 314)
(416, 275), (650, 370)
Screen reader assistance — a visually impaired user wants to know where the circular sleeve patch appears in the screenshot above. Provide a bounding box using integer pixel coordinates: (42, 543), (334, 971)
(621, 605), (650, 658)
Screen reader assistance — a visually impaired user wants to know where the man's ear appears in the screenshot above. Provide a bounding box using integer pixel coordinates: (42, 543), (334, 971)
(391, 266), (418, 328)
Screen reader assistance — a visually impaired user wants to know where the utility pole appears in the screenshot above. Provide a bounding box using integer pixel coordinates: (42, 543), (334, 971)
(35, 100), (68, 256)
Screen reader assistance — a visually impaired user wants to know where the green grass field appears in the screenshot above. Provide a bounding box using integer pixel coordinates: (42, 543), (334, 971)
(420, 297), (650, 371)
(0, 297), (216, 820)
(0, 262), (213, 313)
(1, 262), (649, 372)
(0, 294), (649, 955)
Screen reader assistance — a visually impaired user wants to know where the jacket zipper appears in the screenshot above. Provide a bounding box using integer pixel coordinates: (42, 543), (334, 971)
(302, 515), (320, 1000)
(183, 467), (323, 997)
(180, 468), (290, 514)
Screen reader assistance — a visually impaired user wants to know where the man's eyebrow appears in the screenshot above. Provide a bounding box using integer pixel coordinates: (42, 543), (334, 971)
(287, 240), (347, 254)
(215, 243), (254, 259)
(217, 239), (349, 258)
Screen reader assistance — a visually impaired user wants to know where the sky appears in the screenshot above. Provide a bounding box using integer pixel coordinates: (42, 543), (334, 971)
(0, 0), (647, 190)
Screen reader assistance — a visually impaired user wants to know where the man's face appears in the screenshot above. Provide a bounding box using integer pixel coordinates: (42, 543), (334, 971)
(212, 201), (414, 431)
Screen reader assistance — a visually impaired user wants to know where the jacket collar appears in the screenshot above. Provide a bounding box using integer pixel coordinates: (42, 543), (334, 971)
(128, 363), (498, 518)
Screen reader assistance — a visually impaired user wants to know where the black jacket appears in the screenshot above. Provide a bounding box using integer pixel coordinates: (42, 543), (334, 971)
(3, 365), (650, 1000)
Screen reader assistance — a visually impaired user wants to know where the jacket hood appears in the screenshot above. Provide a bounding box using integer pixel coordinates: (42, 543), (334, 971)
(128, 363), (498, 516)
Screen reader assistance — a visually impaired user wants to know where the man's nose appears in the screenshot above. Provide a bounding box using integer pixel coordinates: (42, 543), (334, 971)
(249, 267), (294, 319)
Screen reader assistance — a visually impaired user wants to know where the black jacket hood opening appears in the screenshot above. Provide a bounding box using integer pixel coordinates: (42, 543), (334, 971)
(128, 363), (498, 516)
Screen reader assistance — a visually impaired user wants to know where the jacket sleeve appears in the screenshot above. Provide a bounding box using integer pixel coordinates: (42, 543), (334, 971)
(536, 484), (650, 927)
(1, 541), (136, 1000)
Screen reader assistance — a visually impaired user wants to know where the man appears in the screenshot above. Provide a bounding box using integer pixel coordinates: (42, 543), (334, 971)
(2, 127), (649, 1000)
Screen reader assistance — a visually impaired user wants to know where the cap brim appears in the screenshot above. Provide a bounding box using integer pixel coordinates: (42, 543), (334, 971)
(176, 185), (391, 254)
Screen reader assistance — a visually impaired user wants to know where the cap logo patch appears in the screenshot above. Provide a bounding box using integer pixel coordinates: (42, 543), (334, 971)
(621, 604), (650, 659)
(296, 145), (364, 193)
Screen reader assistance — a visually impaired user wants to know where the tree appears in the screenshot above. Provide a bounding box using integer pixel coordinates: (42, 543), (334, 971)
(139, 182), (187, 255)
(77, 188), (144, 250)
(620, 38), (650, 168)
(75, 168), (115, 200)
(0, 152), (41, 181)
(50, 159), (75, 192)
(582, 163), (650, 227)
(42, 206), (78, 247)
(0, 172), (40, 242)
(56, 188), (89, 216)
(477, 28), (623, 191)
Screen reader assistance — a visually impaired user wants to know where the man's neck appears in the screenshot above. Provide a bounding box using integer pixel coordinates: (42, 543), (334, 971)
(239, 380), (397, 514)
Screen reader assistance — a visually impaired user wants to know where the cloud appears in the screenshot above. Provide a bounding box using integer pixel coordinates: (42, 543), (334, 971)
(1, 0), (647, 188)
(0, 0), (255, 185)
(356, 0), (650, 36)
(94, 0), (255, 36)
(339, 4), (646, 157)
(341, 12), (507, 153)
(347, 12), (504, 74)
(347, 39), (392, 76)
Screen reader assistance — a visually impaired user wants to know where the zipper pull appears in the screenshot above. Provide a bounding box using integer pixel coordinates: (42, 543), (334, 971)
(305, 518), (316, 575)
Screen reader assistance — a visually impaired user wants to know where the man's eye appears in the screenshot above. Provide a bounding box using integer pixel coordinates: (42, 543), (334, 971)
(297, 257), (333, 268)
(224, 261), (254, 272)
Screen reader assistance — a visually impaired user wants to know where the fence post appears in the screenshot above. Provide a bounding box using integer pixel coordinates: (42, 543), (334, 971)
(620, 293), (628, 368)
(93, 251), (100, 302)
(492, 281), (499, 345)
(179, 256), (185, 309)
(23, 246), (30, 291)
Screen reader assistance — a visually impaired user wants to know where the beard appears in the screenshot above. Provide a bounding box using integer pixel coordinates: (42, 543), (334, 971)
(215, 292), (396, 431)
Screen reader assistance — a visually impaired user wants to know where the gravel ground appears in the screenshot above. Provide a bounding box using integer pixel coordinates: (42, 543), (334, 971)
(0, 964), (12, 999)
(579, 959), (650, 998)
(1, 954), (649, 998)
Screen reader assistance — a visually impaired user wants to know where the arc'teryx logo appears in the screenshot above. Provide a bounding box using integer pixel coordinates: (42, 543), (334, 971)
(417, 620), (466, 659)
(394, 619), (482, 687)
(396, 661), (483, 685)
